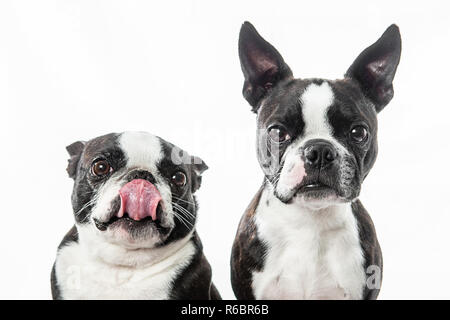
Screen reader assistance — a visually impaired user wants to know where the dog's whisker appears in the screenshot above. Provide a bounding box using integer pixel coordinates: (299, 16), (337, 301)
(74, 199), (96, 216)
(173, 208), (195, 223)
(172, 196), (196, 206)
(174, 205), (195, 218)
(172, 203), (196, 219)
(172, 203), (196, 220)
(173, 211), (193, 229)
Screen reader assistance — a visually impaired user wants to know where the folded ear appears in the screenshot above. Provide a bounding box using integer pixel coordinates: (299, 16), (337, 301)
(66, 141), (85, 179)
(190, 156), (208, 193)
(345, 24), (402, 112)
(239, 21), (293, 112)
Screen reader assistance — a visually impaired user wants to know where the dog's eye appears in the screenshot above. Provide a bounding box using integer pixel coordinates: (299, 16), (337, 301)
(350, 126), (368, 143)
(268, 126), (291, 143)
(171, 171), (187, 187)
(264, 82), (273, 90)
(92, 160), (112, 176)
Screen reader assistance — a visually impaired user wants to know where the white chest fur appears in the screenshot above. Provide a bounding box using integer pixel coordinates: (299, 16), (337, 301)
(252, 188), (366, 300)
(54, 234), (196, 300)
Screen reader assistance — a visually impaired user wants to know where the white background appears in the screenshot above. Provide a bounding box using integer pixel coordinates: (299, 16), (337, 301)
(0, 0), (449, 299)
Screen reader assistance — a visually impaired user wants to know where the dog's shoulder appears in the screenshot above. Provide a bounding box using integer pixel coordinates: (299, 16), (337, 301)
(231, 184), (267, 300)
(51, 225), (79, 299)
(57, 225), (79, 249)
(170, 232), (221, 300)
(351, 199), (383, 299)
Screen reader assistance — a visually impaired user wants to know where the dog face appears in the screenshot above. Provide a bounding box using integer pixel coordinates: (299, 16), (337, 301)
(239, 22), (401, 208)
(66, 131), (207, 248)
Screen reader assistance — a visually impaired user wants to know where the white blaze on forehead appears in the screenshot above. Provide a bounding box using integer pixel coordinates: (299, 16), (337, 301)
(300, 82), (334, 137)
(275, 82), (336, 198)
(91, 131), (174, 228)
(119, 131), (163, 171)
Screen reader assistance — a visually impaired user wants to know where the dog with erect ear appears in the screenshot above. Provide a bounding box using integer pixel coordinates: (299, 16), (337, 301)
(231, 22), (401, 300)
(51, 131), (221, 300)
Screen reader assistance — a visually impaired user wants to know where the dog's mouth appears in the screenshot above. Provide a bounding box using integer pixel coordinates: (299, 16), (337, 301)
(94, 202), (164, 231)
(298, 182), (334, 193)
(93, 179), (170, 233)
(294, 176), (338, 199)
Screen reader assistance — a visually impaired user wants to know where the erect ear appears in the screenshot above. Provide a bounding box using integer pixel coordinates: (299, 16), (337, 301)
(66, 141), (85, 179)
(190, 156), (208, 193)
(345, 24), (402, 112)
(239, 21), (293, 112)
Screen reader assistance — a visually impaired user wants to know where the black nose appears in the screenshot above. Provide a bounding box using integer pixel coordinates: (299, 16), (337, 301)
(303, 140), (338, 168)
(126, 170), (156, 184)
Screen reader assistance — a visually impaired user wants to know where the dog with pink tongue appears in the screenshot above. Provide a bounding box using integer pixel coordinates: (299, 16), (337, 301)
(51, 131), (221, 300)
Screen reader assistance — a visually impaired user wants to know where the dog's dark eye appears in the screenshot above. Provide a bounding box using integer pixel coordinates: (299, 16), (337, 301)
(171, 171), (187, 187)
(268, 126), (291, 143)
(92, 160), (111, 176)
(350, 126), (368, 143)
(264, 82), (273, 90)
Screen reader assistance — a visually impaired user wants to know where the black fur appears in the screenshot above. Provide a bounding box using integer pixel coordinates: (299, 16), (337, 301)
(238, 21), (401, 203)
(156, 140), (207, 245)
(66, 132), (205, 243)
(170, 232), (221, 300)
(70, 133), (125, 225)
(232, 22), (400, 300)
(51, 228), (221, 300)
(51, 226), (79, 300)
(66, 141), (85, 179)
(345, 25), (401, 112)
(251, 77), (379, 204)
(52, 132), (219, 300)
(352, 200), (383, 299)
(239, 21), (293, 111)
(230, 185), (267, 300)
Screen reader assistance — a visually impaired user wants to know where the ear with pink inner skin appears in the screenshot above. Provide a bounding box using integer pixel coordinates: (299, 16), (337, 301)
(345, 24), (402, 112)
(238, 21), (293, 112)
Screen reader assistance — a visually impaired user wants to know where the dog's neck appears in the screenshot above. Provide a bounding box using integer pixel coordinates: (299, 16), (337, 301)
(76, 224), (195, 269)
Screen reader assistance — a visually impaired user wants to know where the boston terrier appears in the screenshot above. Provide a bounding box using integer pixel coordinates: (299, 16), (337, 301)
(231, 22), (401, 300)
(51, 131), (221, 300)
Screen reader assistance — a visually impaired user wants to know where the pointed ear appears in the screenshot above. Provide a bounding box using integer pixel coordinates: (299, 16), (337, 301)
(239, 21), (293, 112)
(345, 24), (402, 112)
(66, 141), (85, 179)
(190, 156), (208, 193)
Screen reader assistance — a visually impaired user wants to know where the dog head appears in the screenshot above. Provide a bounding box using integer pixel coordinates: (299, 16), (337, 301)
(238, 22), (401, 209)
(66, 131), (207, 249)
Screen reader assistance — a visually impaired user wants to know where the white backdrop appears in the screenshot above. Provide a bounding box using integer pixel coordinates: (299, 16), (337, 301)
(0, 0), (449, 299)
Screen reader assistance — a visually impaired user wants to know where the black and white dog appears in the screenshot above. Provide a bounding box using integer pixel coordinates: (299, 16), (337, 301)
(231, 22), (401, 299)
(51, 131), (221, 300)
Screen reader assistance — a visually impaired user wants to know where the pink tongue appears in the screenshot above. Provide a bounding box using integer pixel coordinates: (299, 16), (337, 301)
(118, 179), (162, 221)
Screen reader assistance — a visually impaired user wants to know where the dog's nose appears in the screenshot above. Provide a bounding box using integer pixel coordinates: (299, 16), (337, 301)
(126, 170), (156, 184)
(303, 140), (338, 168)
